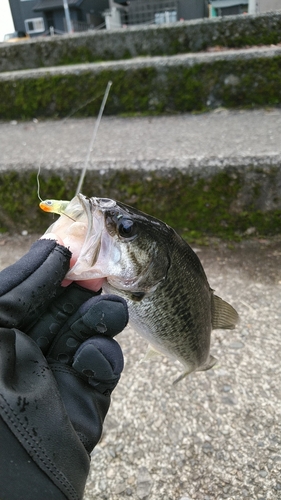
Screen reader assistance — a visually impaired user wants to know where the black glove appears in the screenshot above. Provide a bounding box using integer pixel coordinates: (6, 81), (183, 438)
(0, 239), (128, 500)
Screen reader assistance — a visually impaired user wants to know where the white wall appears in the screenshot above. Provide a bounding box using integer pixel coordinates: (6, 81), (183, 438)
(249, 0), (281, 13)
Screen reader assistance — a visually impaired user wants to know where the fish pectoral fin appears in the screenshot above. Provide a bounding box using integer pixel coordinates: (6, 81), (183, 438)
(211, 294), (239, 330)
(141, 345), (163, 362)
(196, 355), (218, 372)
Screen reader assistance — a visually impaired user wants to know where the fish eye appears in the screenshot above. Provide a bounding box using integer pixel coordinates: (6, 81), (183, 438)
(118, 218), (136, 238)
(45, 200), (53, 205)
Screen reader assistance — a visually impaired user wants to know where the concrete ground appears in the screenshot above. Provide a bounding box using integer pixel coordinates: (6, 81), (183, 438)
(1, 233), (280, 500)
(1, 108), (281, 170)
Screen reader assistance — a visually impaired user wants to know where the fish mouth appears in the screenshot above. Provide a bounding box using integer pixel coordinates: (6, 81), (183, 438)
(64, 194), (116, 282)
(60, 195), (153, 293)
(43, 194), (116, 286)
(63, 193), (117, 223)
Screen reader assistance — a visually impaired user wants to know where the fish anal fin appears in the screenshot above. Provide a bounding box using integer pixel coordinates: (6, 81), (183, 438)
(211, 294), (239, 330)
(141, 345), (163, 362)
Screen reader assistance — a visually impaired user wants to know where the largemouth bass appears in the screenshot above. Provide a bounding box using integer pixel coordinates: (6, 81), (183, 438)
(42, 194), (239, 382)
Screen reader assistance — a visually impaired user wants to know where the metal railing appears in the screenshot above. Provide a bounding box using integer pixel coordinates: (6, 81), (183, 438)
(71, 19), (91, 32)
(120, 0), (179, 26)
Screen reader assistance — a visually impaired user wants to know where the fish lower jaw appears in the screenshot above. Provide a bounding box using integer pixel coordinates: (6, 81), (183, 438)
(62, 277), (106, 292)
(75, 278), (106, 291)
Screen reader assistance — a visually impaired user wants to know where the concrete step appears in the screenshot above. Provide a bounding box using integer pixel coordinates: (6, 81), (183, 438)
(1, 46), (281, 120)
(1, 12), (281, 73)
(1, 109), (281, 238)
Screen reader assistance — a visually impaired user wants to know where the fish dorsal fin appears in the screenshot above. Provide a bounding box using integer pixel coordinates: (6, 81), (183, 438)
(211, 294), (239, 330)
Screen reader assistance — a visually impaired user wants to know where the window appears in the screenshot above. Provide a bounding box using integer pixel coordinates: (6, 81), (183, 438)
(155, 10), (177, 23)
(24, 17), (45, 34)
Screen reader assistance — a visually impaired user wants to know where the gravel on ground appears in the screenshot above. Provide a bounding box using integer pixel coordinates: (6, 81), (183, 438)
(1, 233), (280, 500)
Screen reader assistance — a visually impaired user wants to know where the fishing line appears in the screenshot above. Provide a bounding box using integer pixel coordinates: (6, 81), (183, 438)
(37, 165), (43, 202)
(36, 94), (103, 202)
(36, 152), (45, 202)
(37, 151), (76, 220)
(75, 80), (112, 196)
(62, 94), (104, 122)
(37, 82), (112, 208)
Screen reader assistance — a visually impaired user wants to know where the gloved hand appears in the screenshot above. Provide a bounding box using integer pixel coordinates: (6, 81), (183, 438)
(0, 238), (128, 500)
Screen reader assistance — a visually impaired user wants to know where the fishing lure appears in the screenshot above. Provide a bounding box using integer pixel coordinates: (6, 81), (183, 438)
(39, 199), (77, 221)
(39, 199), (70, 216)
(39, 198), (86, 223)
(36, 166), (73, 219)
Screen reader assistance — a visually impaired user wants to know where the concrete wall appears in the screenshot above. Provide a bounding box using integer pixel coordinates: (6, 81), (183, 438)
(1, 12), (281, 121)
(1, 12), (281, 73)
(258, 0), (281, 12)
(1, 155), (281, 236)
(249, 0), (281, 13)
(1, 47), (281, 121)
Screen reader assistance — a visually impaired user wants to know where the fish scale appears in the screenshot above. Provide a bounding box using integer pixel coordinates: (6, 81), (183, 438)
(99, 203), (233, 380)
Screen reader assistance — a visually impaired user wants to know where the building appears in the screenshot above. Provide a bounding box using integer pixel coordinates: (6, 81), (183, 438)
(8, 0), (110, 36)
(119, 0), (209, 26)
(209, 0), (248, 16)
(8, 0), (209, 37)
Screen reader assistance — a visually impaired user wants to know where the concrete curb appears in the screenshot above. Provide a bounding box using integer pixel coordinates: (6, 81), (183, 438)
(1, 154), (281, 237)
(1, 47), (281, 119)
(1, 12), (281, 72)
(2, 46), (281, 79)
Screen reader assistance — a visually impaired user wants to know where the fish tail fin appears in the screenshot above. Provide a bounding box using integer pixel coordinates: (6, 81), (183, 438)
(196, 354), (218, 372)
(211, 294), (239, 330)
(173, 355), (218, 384)
(172, 368), (193, 385)
(173, 364), (196, 385)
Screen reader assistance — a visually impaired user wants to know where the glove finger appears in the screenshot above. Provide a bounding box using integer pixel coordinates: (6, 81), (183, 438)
(27, 283), (99, 355)
(76, 295), (129, 337)
(72, 336), (124, 394)
(0, 239), (71, 330)
(46, 294), (128, 364)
